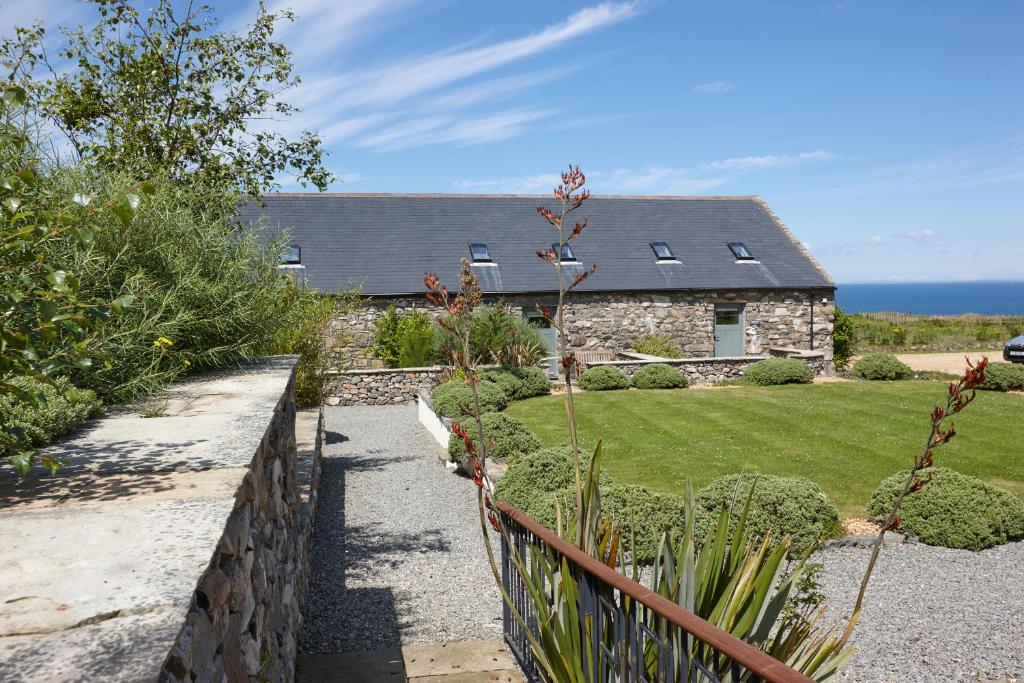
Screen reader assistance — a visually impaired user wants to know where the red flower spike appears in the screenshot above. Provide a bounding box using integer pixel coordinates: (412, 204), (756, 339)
(487, 509), (502, 532)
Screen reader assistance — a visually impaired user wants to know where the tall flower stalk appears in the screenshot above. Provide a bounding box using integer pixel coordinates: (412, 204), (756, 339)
(841, 355), (988, 643)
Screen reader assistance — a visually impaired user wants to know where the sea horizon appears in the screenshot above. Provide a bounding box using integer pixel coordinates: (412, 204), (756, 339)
(835, 280), (1024, 316)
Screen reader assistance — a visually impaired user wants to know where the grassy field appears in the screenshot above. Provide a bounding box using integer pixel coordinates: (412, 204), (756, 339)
(852, 313), (1023, 351)
(504, 381), (1024, 519)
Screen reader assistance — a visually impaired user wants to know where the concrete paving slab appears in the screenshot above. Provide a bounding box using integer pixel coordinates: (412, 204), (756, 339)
(402, 640), (518, 679)
(409, 671), (523, 683)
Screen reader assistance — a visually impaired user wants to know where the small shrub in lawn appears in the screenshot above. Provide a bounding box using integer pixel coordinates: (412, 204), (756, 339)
(868, 467), (1024, 550)
(481, 366), (551, 401)
(0, 377), (103, 455)
(577, 365), (629, 391)
(430, 379), (507, 418)
(694, 474), (843, 554)
(744, 357), (814, 386)
(602, 484), (688, 563)
(977, 363), (1024, 392)
(448, 412), (542, 463)
(494, 447), (610, 527)
(851, 353), (912, 381)
(634, 334), (683, 359)
(631, 363), (688, 389)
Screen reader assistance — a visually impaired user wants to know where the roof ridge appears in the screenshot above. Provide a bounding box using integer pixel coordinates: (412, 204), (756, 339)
(751, 196), (835, 287)
(263, 192), (758, 200)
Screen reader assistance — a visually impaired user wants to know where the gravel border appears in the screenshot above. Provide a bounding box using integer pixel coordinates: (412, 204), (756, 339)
(299, 405), (502, 653)
(814, 540), (1024, 681)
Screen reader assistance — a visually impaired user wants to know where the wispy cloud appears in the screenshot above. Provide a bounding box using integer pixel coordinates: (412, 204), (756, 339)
(691, 81), (735, 94)
(705, 149), (833, 171)
(356, 108), (555, 150)
(905, 228), (937, 240)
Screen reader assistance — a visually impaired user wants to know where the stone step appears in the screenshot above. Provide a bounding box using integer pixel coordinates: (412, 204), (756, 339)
(296, 639), (523, 682)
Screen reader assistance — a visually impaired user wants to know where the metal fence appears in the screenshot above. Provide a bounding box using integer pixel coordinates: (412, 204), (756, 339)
(496, 502), (813, 683)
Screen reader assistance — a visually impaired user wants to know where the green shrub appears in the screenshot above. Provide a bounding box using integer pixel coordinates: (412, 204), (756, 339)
(494, 447), (609, 527)
(851, 353), (912, 381)
(602, 484), (688, 563)
(430, 379), (507, 418)
(634, 334), (683, 359)
(0, 377), (103, 455)
(482, 366), (551, 401)
(978, 363), (1024, 392)
(744, 357), (814, 386)
(631, 363), (688, 389)
(868, 468), (1024, 550)
(448, 412), (542, 463)
(577, 365), (629, 391)
(694, 474), (843, 554)
(832, 306), (855, 370)
(437, 305), (547, 368)
(368, 305), (438, 368)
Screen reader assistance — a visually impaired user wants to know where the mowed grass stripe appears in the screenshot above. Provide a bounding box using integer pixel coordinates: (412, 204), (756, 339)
(505, 381), (1024, 519)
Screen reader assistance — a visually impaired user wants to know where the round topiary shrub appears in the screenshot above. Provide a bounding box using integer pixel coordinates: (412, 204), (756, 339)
(481, 366), (551, 401)
(448, 412), (542, 463)
(868, 467), (1024, 550)
(602, 483), (687, 564)
(430, 379), (507, 418)
(851, 353), (912, 381)
(743, 358), (814, 386)
(694, 474), (843, 554)
(494, 447), (609, 526)
(631, 363), (689, 389)
(577, 365), (629, 391)
(978, 362), (1024, 392)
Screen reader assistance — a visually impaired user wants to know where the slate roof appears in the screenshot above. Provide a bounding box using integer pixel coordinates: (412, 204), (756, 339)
(240, 194), (833, 295)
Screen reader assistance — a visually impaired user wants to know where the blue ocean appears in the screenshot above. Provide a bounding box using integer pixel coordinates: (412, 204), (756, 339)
(836, 281), (1024, 315)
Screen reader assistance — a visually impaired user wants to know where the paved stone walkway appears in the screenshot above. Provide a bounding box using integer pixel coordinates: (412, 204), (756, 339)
(297, 405), (518, 682)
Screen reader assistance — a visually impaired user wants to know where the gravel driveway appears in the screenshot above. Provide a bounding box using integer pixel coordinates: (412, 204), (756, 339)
(815, 540), (1024, 682)
(299, 405), (502, 654)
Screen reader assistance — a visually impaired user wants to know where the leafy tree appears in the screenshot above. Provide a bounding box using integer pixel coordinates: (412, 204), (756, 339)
(1, 83), (135, 474)
(1, 0), (332, 197)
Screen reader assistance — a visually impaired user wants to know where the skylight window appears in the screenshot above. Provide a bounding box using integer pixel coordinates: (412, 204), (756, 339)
(469, 242), (492, 262)
(553, 242), (577, 262)
(281, 245), (301, 264)
(728, 242), (754, 260)
(650, 240), (675, 261)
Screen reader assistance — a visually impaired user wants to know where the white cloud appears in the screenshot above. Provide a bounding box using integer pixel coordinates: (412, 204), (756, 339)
(356, 108), (556, 150)
(906, 228), (937, 240)
(868, 235), (884, 245)
(455, 174), (563, 194)
(691, 81), (735, 94)
(706, 149), (833, 171)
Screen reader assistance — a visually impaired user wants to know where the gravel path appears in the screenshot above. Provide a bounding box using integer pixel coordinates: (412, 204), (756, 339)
(815, 540), (1024, 682)
(299, 405), (502, 654)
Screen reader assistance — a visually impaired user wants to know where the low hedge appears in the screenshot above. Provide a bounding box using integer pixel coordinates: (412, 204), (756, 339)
(448, 412), (542, 463)
(978, 362), (1024, 392)
(694, 474), (843, 554)
(744, 358), (814, 386)
(0, 376), (103, 455)
(631, 363), (688, 389)
(851, 353), (912, 381)
(868, 467), (1024, 550)
(577, 365), (629, 391)
(493, 447), (609, 527)
(430, 379), (507, 418)
(602, 483), (688, 563)
(481, 366), (551, 401)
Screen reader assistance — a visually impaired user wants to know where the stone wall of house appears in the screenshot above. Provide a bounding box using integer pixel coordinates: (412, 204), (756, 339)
(330, 288), (835, 368)
(326, 366), (446, 406)
(587, 348), (827, 385)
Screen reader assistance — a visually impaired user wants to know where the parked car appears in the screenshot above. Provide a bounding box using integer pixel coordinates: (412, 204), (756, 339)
(1004, 335), (1024, 363)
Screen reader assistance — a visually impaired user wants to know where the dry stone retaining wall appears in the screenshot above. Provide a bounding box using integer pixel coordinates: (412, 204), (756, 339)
(326, 366), (446, 406)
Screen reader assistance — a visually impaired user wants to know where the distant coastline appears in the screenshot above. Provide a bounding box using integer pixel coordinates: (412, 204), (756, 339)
(835, 281), (1024, 316)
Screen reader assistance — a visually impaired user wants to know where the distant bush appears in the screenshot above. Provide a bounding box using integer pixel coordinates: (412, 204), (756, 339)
(448, 412), (542, 463)
(368, 305), (438, 368)
(744, 358), (814, 386)
(0, 377), (102, 456)
(868, 468), (1024, 550)
(437, 305), (547, 368)
(634, 334), (683, 359)
(430, 379), (507, 418)
(832, 306), (855, 369)
(631, 363), (688, 389)
(602, 483), (688, 564)
(481, 366), (551, 401)
(694, 474), (843, 554)
(577, 365), (629, 391)
(978, 363), (1024, 392)
(851, 353), (912, 381)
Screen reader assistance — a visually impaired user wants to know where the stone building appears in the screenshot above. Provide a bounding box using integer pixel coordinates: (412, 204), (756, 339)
(242, 194), (835, 368)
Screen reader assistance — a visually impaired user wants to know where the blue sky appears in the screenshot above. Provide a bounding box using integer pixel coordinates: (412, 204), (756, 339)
(3, 1), (1022, 283)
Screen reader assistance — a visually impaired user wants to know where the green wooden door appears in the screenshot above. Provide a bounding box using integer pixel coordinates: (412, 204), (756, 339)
(526, 309), (558, 377)
(714, 304), (745, 357)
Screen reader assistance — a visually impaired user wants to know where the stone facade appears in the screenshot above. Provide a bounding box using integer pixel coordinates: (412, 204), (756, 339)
(326, 366), (446, 406)
(331, 288), (835, 369)
(589, 349), (828, 384)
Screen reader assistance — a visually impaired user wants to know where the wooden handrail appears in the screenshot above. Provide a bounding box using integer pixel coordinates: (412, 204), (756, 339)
(494, 501), (815, 683)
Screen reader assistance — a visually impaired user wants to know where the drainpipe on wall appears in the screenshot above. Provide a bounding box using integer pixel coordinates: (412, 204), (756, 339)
(809, 297), (815, 350)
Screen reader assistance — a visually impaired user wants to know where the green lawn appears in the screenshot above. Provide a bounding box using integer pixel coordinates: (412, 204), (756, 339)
(504, 381), (1024, 519)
